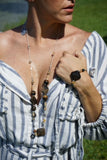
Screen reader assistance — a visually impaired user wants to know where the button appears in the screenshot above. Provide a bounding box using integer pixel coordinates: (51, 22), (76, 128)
(61, 106), (65, 110)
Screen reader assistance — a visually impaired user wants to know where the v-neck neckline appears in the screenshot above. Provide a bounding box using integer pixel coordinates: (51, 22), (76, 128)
(0, 60), (58, 105)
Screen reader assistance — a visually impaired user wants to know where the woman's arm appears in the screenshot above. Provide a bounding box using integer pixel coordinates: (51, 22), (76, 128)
(56, 52), (102, 122)
(73, 70), (102, 122)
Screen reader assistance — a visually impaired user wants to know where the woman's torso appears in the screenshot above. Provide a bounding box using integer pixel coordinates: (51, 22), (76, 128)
(0, 25), (99, 159)
(0, 24), (90, 103)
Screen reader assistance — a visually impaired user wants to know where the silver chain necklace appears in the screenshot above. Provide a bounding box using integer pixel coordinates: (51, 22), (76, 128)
(23, 27), (56, 139)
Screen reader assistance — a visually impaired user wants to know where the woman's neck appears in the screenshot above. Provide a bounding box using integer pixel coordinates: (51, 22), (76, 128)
(26, 4), (65, 43)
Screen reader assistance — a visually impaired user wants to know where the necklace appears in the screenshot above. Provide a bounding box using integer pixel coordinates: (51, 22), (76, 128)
(25, 30), (56, 139)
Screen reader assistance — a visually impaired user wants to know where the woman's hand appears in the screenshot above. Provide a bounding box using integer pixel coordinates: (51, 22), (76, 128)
(56, 51), (102, 122)
(56, 51), (87, 85)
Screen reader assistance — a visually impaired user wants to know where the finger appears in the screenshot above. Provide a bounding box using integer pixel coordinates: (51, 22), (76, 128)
(63, 51), (79, 59)
(74, 52), (85, 59)
(74, 51), (79, 57)
(63, 51), (77, 56)
(63, 51), (70, 56)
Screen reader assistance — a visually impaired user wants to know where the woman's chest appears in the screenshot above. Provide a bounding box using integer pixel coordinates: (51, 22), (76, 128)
(15, 50), (62, 101)
(1, 47), (62, 101)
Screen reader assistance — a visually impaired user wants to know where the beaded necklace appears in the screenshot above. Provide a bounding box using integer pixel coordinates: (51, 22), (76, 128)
(25, 30), (56, 139)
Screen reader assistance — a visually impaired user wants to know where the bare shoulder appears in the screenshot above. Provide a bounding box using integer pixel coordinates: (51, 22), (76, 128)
(0, 26), (23, 58)
(64, 24), (92, 52)
(66, 24), (91, 40)
(0, 30), (14, 52)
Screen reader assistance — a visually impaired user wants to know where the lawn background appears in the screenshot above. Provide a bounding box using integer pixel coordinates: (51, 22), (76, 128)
(71, 0), (107, 44)
(1, 0), (107, 159)
(72, 1), (107, 159)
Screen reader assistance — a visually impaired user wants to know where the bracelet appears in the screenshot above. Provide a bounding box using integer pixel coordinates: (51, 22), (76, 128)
(70, 69), (87, 84)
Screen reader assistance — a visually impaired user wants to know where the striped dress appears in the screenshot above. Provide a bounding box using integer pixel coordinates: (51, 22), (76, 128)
(0, 31), (107, 160)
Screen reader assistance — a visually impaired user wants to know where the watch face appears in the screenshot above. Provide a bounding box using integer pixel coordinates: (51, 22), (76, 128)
(70, 70), (81, 81)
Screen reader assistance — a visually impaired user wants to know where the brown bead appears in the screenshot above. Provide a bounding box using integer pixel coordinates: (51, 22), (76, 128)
(81, 69), (87, 72)
(51, 53), (54, 57)
(32, 112), (36, 118)
(33, 129), (37, 136)
(33, 129), (37, 133)
(30, 96), (37, 105)
(43, 80), (49, 85)
(37, 128), (45, 137)
(43, 119), (46, 123)
(31, 90), (36, 96)
(47, 72), (50, 76)
(31, 79), (34, 85)
(28, 60), (32, 64)
(31, 105), (36, 111)
(31, 134), (35, 139)
(41, 86), (49, 95)
(43, 95), (48, 101)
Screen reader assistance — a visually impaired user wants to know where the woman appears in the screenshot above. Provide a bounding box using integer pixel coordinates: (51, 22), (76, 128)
(0, 0), (106, 159)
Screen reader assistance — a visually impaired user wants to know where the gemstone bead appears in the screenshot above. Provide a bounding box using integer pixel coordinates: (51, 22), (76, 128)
(31, 80), (34, 85)
(47, 72), (50, 76)
(31, 90), (36, 96)
(31, 134), (35, 139)
(51, 53), (54, 57)
(43, 95), (48, 101)
(33, 129), (37, 136)
(28, 60), (32, 64)
(43, 119), (46, 123)
(33, 129), (37, 133)
(37, 128), (45, 137)
(81, 69), (86, 72)
(32, 112), (36, 118)
(30, 96), (37, 105)
(44, 80), (49, 85)
(41, 86), (49, 95)
(31, 105), (36, 111)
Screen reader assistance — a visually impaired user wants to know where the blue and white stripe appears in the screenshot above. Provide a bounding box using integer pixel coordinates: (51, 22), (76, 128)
(0, 31), (107, 160)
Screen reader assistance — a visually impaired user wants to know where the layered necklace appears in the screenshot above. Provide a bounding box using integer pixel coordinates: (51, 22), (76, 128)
(25, 29), (57, 139)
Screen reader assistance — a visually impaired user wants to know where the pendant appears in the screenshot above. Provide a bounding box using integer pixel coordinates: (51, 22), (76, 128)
(31, 128), (45, 139)
(37, 128), (45, 137)
(33, 128), (45, 137)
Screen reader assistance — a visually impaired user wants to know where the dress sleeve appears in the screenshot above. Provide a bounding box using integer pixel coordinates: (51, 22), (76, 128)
(83, 32), (107, 140)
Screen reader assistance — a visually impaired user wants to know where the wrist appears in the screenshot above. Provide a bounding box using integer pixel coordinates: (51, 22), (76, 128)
(72, 71), (93, 94)
(70, 69), (87, 84)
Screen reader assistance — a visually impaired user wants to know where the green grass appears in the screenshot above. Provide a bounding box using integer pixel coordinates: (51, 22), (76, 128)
(2, 17), (26, 31)
(71, 0), (107, 38)
(83, 140), (107, 160)
(2, 0), (107, 159)
(71, 0), (107, 44)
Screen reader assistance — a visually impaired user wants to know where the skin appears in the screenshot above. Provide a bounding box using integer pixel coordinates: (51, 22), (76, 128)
(0, 0), (102, 122)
